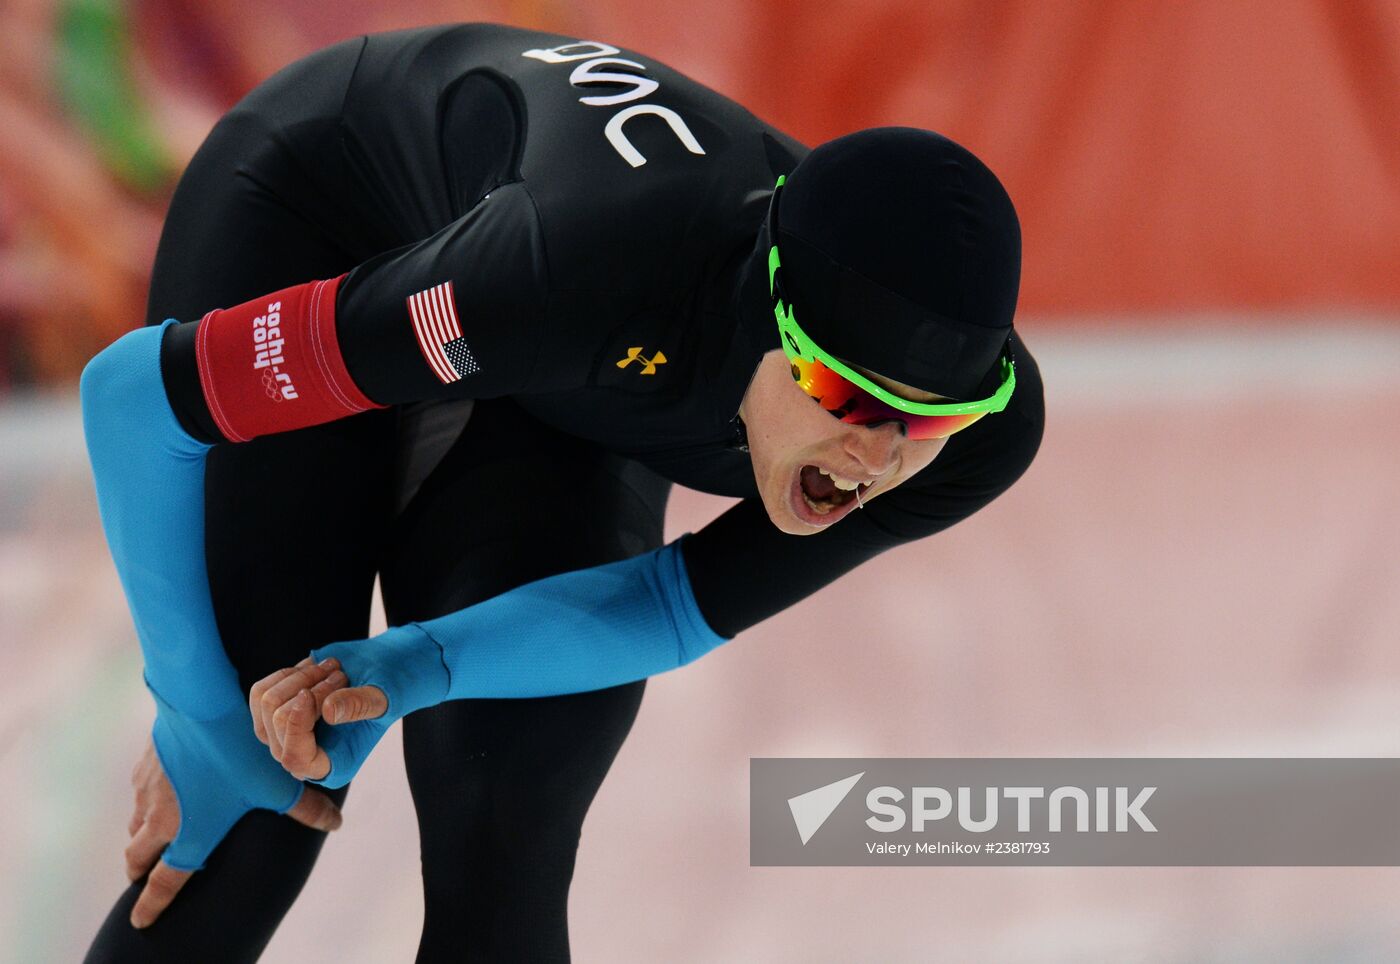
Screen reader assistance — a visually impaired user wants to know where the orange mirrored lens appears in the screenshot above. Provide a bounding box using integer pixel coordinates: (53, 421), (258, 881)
(789, 356), (987, 440)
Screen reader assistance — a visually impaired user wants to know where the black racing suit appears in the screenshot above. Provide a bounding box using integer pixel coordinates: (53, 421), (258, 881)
(86, 23), (1043, 963)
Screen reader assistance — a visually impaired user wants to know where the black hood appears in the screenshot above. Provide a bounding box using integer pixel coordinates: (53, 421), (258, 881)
(768, 127), (1020, 400)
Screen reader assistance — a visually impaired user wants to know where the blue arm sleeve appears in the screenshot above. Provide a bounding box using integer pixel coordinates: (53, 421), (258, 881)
(308, 539), (730, 787)
(81, 322), (306, 869)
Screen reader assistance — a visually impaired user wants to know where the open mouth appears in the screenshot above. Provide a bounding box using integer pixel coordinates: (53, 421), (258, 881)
(797, 464), (869, 516)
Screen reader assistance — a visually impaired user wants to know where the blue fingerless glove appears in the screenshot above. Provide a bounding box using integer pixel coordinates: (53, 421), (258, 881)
(146, 683), (303, 869)
(308, 539), (728, 788)
(82, 321), (306, 870)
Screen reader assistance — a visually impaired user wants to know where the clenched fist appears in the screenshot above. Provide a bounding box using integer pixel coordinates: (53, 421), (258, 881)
(248, 655), (388, 781)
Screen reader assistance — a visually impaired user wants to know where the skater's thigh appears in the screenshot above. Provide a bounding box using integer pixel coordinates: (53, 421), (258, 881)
(377, 398), (669, 959)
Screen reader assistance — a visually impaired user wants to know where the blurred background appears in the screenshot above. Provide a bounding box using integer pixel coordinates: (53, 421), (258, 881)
(2, 0), (1399, 960)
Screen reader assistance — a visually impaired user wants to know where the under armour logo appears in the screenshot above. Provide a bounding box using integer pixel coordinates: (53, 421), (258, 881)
(615, 346), (667, 375)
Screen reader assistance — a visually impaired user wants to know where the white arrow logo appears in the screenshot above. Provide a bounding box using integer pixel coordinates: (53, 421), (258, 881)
(787, 772), (865, 845)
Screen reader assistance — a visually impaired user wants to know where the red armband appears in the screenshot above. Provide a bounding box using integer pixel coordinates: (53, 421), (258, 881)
(194, 275), (385, 442)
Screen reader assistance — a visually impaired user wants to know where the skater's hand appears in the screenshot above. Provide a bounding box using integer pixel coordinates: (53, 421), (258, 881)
(250, 655), (387, 781)
(124, 738), (192, 926)
(253, 626), (444, 788)
(125, 724), (343, 928)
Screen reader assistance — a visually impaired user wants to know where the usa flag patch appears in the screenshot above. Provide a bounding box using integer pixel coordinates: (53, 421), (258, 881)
(407, 281), (480, 384)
